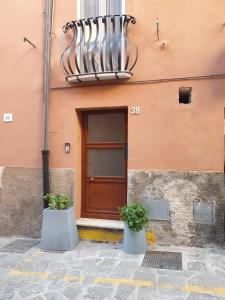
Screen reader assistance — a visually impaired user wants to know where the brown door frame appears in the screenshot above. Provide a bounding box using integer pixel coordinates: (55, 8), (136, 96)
(81, 108), (128, 220)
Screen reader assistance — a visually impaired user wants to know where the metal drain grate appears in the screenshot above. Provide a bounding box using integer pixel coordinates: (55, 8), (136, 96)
(0, 239), (39, 253)
(142, 251), (182, 270)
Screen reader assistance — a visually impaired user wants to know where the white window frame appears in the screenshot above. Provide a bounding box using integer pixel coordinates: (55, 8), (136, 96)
(77, 0), (125, 20)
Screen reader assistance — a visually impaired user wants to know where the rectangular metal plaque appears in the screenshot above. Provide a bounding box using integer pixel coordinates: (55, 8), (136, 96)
(142, 198), (170, 221)
(193, 201), (215, 224)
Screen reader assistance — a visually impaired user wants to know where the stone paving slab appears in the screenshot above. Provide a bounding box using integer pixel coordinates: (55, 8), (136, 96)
(0, 238), (225, 299)
(0, 239), (40, 253)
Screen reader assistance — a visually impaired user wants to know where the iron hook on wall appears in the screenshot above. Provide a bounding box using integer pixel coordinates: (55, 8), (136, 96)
(23, 37), (36, 48)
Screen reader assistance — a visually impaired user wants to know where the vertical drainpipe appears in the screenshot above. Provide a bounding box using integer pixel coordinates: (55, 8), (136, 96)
(42, 0), (53, 208)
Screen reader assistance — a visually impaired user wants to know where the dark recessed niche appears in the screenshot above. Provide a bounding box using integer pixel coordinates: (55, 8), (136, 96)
(179, 87), (192, 104)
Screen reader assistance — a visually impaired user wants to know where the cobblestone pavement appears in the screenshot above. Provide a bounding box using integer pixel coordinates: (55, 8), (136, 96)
(0, 237), (225, 300)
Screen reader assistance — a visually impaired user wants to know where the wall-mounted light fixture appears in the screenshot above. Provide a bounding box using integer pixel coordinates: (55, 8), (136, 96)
(64, 143), (71, 153)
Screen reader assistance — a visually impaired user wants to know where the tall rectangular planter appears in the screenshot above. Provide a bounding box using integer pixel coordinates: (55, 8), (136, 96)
(41, 207), (79, 251)
(123, 224), (147, 255)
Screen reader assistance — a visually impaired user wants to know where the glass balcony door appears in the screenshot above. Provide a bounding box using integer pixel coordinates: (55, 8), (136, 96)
(79, 0), (123, 19)
(77, 0), (124, 74)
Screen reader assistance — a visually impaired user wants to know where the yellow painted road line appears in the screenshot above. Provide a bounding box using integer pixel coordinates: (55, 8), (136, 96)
(9, 269), (84, 282)
(95, 277), (155, 287)
(95, 277), (225, 297)
(9, 269), (49, 280)
(63, 274), (85, 282)
(182, 285), (225, 296)
(9, 269), (225, 297)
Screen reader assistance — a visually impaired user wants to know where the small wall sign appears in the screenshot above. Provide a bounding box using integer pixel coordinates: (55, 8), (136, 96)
(131, 106), (141, 115)
(3, 113), (13, 122)
(142, 198), (170, 221)
(193, 201), (215, 224)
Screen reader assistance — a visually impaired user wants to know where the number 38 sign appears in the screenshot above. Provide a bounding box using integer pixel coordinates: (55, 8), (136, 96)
(131, 106), (141, 115)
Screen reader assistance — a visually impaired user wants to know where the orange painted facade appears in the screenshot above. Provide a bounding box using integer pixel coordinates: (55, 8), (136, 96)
(46, 0), (225, 218)
(1, 0), (224, 169)
(0, 0), (225, 241)
(0, 1), (44, 168)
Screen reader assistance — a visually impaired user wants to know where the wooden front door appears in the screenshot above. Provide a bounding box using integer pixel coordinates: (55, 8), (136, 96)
(81, 109), (127, 220)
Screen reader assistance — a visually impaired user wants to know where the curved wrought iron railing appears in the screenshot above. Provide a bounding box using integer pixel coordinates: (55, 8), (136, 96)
(60, 15), (138, 83)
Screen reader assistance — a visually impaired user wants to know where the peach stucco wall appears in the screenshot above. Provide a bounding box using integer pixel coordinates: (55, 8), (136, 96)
(49, 79), (225, 171)
(0, 1), (44, 167)
(0, 0), (225, 172)
(51, 0), (225, 86)
(49, 0), (225, 172)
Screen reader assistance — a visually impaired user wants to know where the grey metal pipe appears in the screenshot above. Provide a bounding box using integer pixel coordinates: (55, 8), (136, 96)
(42, 0), (53, 207)
(43, 0), (53, 151)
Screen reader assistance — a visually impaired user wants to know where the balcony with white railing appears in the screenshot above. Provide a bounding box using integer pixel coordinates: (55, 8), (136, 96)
(60, 14), (138, 83)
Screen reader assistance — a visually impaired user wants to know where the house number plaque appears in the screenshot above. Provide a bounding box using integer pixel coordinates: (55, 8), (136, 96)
(3, 113), (13, 122)
(131, 106), (141, 115)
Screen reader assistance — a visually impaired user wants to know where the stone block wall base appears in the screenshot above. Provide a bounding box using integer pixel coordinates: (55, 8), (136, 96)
(128, 170), (225, 246)
(49, 168), (74, 198)
(0, 167), (42, 238)
(2, 166), (222, 246)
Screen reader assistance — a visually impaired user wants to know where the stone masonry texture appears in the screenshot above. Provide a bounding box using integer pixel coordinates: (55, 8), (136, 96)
(128, 170), (224, 246)
(0, 168), (43, 238)
(0, 168), (75, 238)
(49, 168), (74, 199)
(0, 167), (224, 247)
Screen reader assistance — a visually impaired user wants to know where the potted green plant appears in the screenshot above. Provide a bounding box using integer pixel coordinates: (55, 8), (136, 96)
(41, 193), (79, 251)
(120, 202), (149, 254)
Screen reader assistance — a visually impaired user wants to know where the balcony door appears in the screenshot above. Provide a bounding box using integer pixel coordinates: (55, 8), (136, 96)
(78, 0), (124, 19)
(77, 0), (124, 74)
(81, 110), (127, 220)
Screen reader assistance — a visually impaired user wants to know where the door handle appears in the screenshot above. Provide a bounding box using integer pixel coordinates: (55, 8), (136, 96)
(90, 177), (94, 181)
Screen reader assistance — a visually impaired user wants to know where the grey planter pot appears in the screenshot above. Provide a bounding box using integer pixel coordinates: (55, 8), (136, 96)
(41, 207), (79, 251)
(123, 224), (147, 255)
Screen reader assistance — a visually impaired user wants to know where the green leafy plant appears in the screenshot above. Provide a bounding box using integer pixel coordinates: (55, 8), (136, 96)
(119, 202), (149, 232)
(44, 193), (72, 210)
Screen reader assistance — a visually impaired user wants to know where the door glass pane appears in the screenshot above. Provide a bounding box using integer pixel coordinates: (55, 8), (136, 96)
(79, 0), (123, 73)
(80, 0), (122, 18)
(105, 0), (122, 70)
(106, 0), (122, 15)
(87, 149), (125, 176)
(80, 0), (100, 19)
(87, 113), (125, 143)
